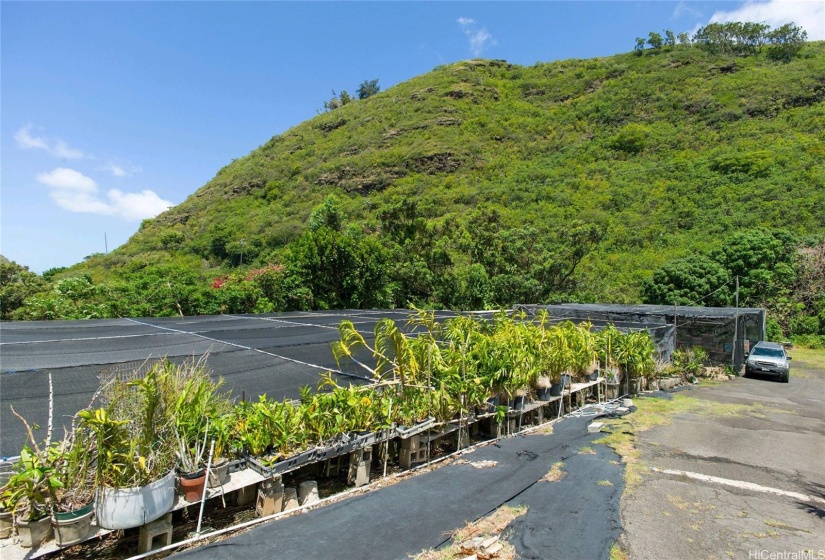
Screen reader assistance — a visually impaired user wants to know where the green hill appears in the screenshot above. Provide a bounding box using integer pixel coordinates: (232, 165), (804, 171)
(62, 41), (825, 313)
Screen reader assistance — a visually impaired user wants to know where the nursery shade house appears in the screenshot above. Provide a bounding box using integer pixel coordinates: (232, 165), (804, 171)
(521, 303), (766, 371)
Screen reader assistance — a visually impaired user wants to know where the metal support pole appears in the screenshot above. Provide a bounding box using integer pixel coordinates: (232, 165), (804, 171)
(196, 439), (215, 537)
(383, 397), (391, 478)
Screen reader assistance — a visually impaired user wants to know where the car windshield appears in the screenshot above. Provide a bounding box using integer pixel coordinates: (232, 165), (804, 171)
(751, 347), (785, 358)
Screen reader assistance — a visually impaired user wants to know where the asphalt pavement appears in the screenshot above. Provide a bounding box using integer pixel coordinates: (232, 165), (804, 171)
(620, 354), (825, 559)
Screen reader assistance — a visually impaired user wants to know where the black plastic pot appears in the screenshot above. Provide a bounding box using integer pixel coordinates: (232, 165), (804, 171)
(510, 395), (526, 410)
(536, 387), (552, 401)
(549, 383), (563, 397)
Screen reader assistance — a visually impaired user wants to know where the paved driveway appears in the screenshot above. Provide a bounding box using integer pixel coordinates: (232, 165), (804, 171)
(620, 351), (825, 559)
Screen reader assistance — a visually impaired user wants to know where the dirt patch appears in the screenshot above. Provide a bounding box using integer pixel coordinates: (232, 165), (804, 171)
(541, 461), (566, 482)
(414, 505), (527, 560)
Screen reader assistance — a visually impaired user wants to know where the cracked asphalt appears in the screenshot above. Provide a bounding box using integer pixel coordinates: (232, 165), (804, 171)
(619, 353), (825, 559)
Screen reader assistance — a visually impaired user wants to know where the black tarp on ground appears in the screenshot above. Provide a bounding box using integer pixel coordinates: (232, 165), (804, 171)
(173, 417), (624, 560)
(504, 443), (624, 559)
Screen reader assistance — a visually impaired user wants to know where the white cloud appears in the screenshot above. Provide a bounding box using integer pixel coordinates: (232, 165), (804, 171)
(107, 189), (172, 221)
(14, 124), (49, 151)
(105, 163), (127, 177)
(36, 168), (97, 192)
(36, 167), (173, 221)
(672, 1), (703, 20)
(15, 124), (85, 159)
(457, 17), (497, 57)
(709, 0), (824, 40)
(52, 140), (84, 160)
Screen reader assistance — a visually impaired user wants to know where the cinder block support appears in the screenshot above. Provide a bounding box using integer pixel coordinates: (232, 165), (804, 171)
(298, 481), (319, 506)
(347, 445), (372, 487)
(256, 476), (284, 517)
(235, 482), (258, 506)
(138, 513), (173, 554)
(399, 435), (424, 469)
(282, 487), (299, 512)
(483, 417), (503, 439)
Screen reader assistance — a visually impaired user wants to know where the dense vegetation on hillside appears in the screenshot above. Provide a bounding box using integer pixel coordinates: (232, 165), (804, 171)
(3, 26), (824, 340)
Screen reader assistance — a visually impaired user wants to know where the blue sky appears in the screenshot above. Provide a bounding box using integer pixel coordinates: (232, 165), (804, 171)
(2, 1), (822, 273)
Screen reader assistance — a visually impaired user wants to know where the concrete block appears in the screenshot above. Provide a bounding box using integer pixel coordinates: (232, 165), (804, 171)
(587, 421), (604, 434)
(298, 481), (319, 506)
(138, 513), (173, 554)
(347, 446), (372, 487)
(235, 483), (258, 506)
(282, 487), (299, 511)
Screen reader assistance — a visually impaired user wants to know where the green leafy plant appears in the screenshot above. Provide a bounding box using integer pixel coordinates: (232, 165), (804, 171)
(1, 446), (61, 521)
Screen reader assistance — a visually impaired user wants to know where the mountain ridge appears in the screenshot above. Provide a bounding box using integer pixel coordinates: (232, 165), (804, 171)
(71, 41), (825, 306)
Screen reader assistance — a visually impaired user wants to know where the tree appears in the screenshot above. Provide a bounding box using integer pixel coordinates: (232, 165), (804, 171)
(641, 255), (731, 306)
(15, 276), (112, 320)
(677, 32), (691, 46)
(308, 194), (343, 232)
(356, 79), (380, 100)
(664, 29), (676, 48)
(766, 23), (807, 62)
(323, 90), (352, 112)
(0, 260), (47, 319)
(709, 228), (797, 307)
(647, 32), (663, 50)
(633, 37), (646, 54)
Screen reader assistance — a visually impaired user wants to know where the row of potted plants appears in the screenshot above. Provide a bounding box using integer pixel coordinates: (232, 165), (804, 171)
(0, 310), (658, 548)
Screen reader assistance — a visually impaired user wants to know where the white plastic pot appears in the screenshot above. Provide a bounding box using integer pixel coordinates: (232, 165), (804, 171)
(95, 470), (175, 530)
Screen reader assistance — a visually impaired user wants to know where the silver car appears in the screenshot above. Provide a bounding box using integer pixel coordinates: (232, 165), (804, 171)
(744, 341), (791, 383)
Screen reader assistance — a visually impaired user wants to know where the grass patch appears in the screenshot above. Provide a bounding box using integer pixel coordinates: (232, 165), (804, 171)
(414, 504), (527, 560)
(596, 480), (613, 486)
(763, 519), (810, 532)
(610, 543), (629, 560)
(789, 347), (825, 371)
(578, 446), (596, 455)
(542, 461), (566, 482)
(532, 423), (555, 435)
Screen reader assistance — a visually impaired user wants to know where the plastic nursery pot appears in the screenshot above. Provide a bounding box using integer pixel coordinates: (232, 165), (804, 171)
(549, 383), (563, 397)
(53, 502), (94, 547)
(536, 387), (552, 401)
(179, 470), (207, 502)
(510, 395), (526, 410)
(96, 470), (176, 530)
(208, 460), (230, 488)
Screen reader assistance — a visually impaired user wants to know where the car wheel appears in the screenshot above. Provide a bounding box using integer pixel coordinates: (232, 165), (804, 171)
(781, 373), (789, 383)
(743, 368), (750, 378)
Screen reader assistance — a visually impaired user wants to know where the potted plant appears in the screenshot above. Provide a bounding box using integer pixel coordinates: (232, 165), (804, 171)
(544, 325), (573, 397)
(2, 445), (58, 548)
(616, 331), (655, 395)
(170, 362), (231, 500)
(0, 494), (13, 539)
(207, 414), (234, 488)
(83, 362), (178, 530)
(597, 325), (622, 397)
(49, 427), (96, 547)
